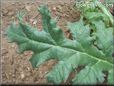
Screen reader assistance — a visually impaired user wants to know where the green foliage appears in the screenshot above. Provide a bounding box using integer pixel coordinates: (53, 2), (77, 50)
(75, 0), (114, 26)
(6, 1), (114, 85)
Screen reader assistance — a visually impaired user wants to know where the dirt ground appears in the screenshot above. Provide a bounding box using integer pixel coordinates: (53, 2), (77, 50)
(1, 0), (80, 84)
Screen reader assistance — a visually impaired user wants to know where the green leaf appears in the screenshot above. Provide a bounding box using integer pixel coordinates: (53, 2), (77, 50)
(92, 21), (114, 57)
(73, 65), (105, 84)
(84, 12), (110, 25)
(76, 0), (114, 26)
(108, 69), (114, 84)
(95, 0), (114, 25)
(6, 5), (114, 84)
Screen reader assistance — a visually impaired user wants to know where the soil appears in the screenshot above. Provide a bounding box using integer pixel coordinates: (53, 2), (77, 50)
(1, 0), (80, 84)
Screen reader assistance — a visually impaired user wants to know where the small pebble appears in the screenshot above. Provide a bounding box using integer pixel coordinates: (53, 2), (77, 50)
(7, 11), (14, 16)
(52, 7), (56, 11)
(11, 44), (15, 48)
(25, 5), (31, 11)
(33, 19), (37, 25)
(21, 72), (25, 79)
